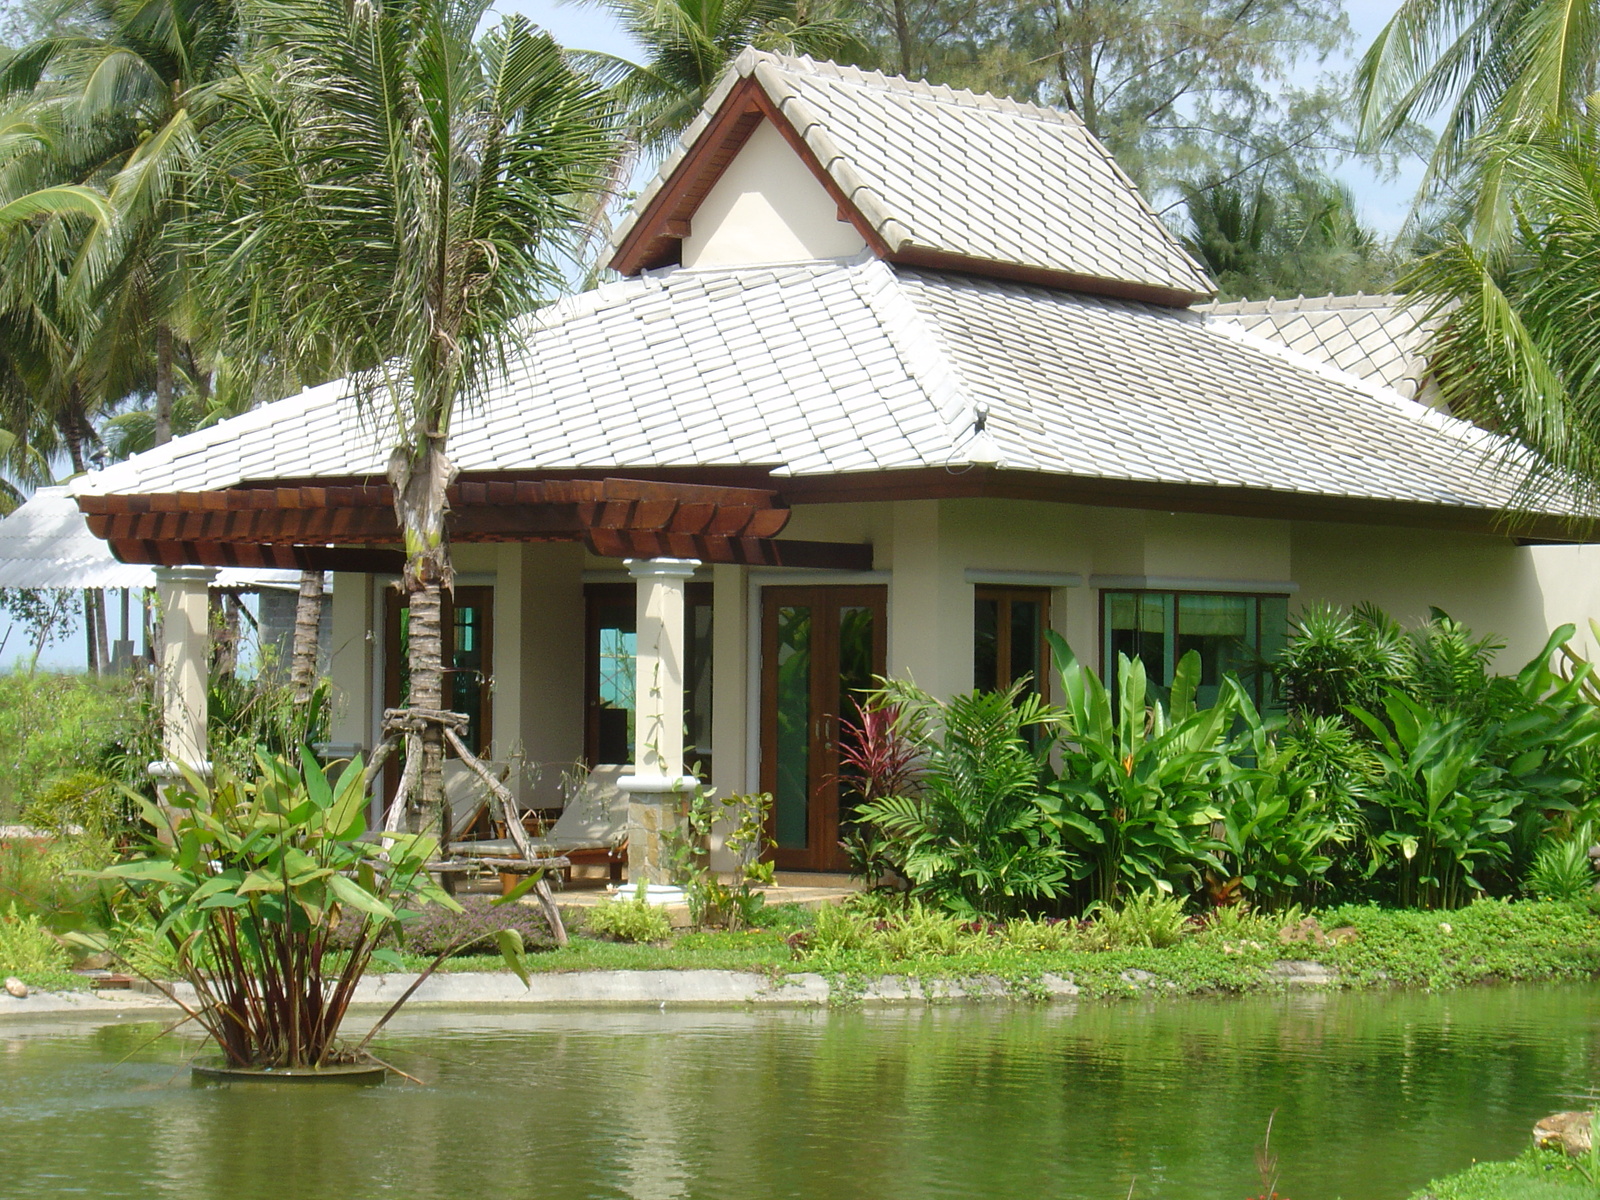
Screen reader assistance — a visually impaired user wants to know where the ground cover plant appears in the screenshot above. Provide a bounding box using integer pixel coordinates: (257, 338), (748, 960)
(1413, 1148), (1599, 1199)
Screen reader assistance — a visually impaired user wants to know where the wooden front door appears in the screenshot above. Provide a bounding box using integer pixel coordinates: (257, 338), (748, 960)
(760, 585), (887, 872)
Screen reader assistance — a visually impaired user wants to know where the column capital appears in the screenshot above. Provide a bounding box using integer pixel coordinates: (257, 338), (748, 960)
(624, 557), (700, 580)
(154, 566), (219, 587)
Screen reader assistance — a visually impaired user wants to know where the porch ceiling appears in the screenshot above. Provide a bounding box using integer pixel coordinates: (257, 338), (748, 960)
(77, 476), (873, 573)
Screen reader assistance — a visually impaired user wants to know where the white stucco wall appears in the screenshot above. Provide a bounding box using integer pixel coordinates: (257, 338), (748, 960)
(492, 542), (586, 809)
(679, 120), (868, 269)
(325, 498), (1600, 838)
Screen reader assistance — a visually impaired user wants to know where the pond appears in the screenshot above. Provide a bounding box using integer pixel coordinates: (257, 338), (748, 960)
(2, 984), (1598, 1200)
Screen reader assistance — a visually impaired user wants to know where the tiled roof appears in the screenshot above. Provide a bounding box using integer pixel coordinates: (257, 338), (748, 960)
(612, 52), (1215, 301)
(78, 260), (1550, 521)
(906, 273), (1522, 509)
(1204, 294), (1434, 400)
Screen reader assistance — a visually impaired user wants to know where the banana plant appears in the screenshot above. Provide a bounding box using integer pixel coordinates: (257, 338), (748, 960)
(84, 750), (535, 1069)
(1045, 633), (1234, 907)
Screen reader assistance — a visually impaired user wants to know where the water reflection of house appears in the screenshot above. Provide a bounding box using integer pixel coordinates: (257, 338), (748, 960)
(69, 53), (1600, 876)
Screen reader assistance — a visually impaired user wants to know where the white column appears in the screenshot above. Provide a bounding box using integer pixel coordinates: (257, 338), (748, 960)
(151, 566), (216, 779)
(619, 557), (700, 888)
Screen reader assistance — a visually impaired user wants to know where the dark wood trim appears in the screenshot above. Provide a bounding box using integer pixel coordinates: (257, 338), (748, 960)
(610, 76), (897, 276)
(610, 77), (769, 275)
(889, 247), (1207, 308)
(87, 465), (1598, 560)
(106, 539), (404, 573)
(974, 585), (1052, 701)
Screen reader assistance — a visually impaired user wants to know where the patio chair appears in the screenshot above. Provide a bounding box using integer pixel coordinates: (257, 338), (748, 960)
(443, 763), (627, 879)
(443, 759), (511, 844)
(534, 765), (629, 883)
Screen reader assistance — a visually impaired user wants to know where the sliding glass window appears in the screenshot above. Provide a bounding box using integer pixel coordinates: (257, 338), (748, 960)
(1101, 590), (1288, 709)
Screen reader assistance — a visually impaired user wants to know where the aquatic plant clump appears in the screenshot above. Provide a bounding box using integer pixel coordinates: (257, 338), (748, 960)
(88, 751), (534, 1070)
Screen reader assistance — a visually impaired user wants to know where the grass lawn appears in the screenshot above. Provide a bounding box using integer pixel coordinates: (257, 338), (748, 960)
(388, 898), (1600, 1004)
(1414, 1150), (1597, 1198)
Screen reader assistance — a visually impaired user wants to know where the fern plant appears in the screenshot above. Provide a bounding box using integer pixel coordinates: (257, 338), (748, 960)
(854, 681), (1067, 918)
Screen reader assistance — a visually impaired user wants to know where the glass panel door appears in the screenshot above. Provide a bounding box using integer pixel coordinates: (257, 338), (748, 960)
(772, 604), (813, 851)
(761, 586), (887, 872)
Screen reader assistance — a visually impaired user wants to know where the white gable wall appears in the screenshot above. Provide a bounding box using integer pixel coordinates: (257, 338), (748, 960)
(680, 120), (867, 269)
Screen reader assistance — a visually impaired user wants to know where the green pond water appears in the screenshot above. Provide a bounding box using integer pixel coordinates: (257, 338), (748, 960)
(3, 985), (1598, 1200)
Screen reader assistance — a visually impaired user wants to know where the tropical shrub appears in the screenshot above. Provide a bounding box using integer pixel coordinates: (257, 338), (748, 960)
(1086, 890), (1191, 949)
(209, 672), (330, 780)
(1046, 636), (1233, 906)
(0, 671), (155, 823)
(1351, 690), (1519, 908)
(0, 912), (69, 975)
(21, 770), (125, 836)
(995, 914), (1083, 952)
(837, 698), (922, 888)
(0, 832), (125, 933)
(585, 893), (672, 943)
(1205, 693), (1346, 910)
(1275, 602), (1414, 721)
(1526, 825), (1597, 902)
(661, 788), (776, 928)
(854, 681), (1067, 918)
(88, 751), (533, 1069)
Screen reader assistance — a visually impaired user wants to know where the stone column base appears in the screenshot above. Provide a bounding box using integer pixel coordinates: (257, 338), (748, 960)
(618, 774), (698, 885)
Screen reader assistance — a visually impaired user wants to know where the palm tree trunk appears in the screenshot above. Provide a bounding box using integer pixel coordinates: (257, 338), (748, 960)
(892, 0), (912, 76)
(155, 325), (174, 447)
(289, 570), (325, 703)
(83, 589), (99, 675)
(388, 436), (456, 839)
(92, 589), (109, 674)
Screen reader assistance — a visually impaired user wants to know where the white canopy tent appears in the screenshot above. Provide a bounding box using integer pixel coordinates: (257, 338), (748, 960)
(0, 486), (310, 671)
(0, 486), (301, 590)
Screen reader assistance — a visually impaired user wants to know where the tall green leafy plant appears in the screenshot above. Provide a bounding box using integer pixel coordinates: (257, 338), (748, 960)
(1351, 690), (1518, 908)
(90, 751), (534, 1069)
(1046, 634), (1233, 907)
(854, 681), (1066, 918)
(1205, 687), (1344, 909)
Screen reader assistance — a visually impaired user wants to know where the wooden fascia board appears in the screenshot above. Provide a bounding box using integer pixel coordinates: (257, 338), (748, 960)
(609, 75), (892, 276)
(772, 468), (1599, 542)
(887, 247), (1208, 308)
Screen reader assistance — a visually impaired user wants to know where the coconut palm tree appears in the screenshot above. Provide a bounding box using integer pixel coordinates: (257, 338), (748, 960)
(573, 0), (862, 157)
(0, 0), (247, 446)
(1354, 0), (1600, 204)
(195, 0), (618, 832)
(1404, 120), (1600, 520)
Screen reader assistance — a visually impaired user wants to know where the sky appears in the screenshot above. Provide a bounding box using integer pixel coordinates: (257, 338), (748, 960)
(4, 0), (1419, 672)
(494, 0), (1426, 234)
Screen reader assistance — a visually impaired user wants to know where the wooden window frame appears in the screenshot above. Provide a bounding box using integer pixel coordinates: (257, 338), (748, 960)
(974, 585), (1053, 700)
(583, 581), (714, 771)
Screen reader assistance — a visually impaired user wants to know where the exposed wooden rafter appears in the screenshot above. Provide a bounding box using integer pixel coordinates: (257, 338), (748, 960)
(80, 476), (878, 572)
